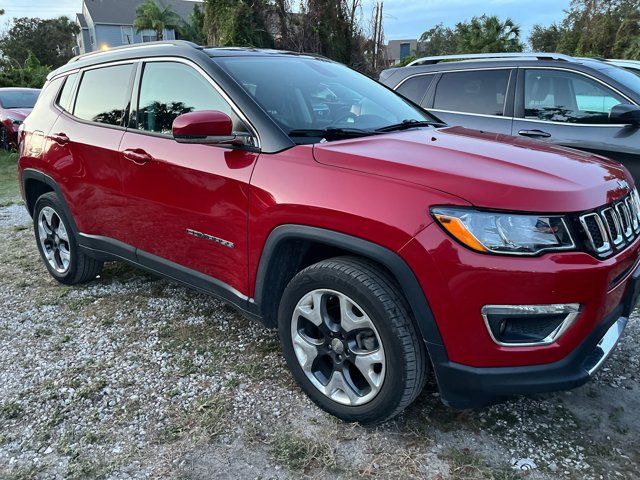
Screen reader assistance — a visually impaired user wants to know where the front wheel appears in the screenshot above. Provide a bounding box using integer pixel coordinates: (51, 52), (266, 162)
(278, 257), (428, 423)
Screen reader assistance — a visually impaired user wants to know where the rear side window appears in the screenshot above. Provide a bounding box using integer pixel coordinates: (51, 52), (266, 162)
(57, 73), (78, 112)
(396, 75), (434, 104)
(524, 69), (629, 124)
(433, 69), (511, 116)
(74, 64), (134, 126)
(136, 61), (244, 135)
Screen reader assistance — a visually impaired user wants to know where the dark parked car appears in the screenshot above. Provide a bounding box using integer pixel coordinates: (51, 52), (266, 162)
(18, 42), (639, 423)
(380, 53), (640, 181)
(0, 87), (40, 150)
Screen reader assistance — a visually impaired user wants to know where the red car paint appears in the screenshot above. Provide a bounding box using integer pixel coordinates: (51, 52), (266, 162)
(0, 88), (40, 148)
(18, 58), (638, 379)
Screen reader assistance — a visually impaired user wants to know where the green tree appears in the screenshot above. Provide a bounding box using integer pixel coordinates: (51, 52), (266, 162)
(0, 51), (50, 88)
(455, 15), (524, 53)
(203, 0), (273, 47)
(614, 11), (640, 57)
(0, 17), (79, 69)
(418, 23), (458, 56)
(134, 0), (181, 41)
(178, 3), (205, 43)
(529, 23), (564, 52)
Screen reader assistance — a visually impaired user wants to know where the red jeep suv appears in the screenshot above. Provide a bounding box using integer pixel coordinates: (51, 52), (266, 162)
(18, 42), (639, 423)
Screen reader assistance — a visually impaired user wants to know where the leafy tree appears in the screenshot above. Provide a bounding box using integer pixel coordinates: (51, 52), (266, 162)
(134, 0), (181, 41)
(0, 51), (50, 88)
(178, 3), (206, 43)
(418, 23), (458, 56)
(529, 23), (563, 52)
(0, 17), (79, 69)
(456, 15), (524, 53)
(304, 0), (353, 64)
(614, 11), (640, 57)
(203, 0), (273, 47)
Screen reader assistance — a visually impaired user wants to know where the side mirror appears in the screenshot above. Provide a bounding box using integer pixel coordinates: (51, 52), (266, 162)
(172, 110), (249, 145)
(609, 104), (640, 126)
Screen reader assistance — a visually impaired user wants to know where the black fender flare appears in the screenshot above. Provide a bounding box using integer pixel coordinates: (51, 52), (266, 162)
(21, 168), (80, 235)
(253, 225), (445, 349)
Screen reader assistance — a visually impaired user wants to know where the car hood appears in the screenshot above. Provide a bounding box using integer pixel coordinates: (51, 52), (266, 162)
(5, 108), (32, 120)
(312, 126), (631, 212)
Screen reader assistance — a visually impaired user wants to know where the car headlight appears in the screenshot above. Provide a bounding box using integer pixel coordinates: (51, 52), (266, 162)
(432, 207), (575, 255)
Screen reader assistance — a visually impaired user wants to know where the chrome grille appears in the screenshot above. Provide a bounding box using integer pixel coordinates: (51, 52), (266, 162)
(579, 190), (640, 257)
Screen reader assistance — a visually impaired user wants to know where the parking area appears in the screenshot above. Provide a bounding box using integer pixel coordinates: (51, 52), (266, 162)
(0, 203), (639, 479)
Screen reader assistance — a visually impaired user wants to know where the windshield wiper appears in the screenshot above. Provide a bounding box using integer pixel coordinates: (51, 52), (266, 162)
(287, 128), (380, 140)
(375, 119), (446, 133)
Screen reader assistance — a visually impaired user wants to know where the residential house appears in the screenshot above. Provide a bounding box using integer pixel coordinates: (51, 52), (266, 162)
(75, 0), (203, 54)
(386, 39), (428, 66)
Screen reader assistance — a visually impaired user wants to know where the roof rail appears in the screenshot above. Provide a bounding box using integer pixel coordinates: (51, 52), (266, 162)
(69, 40), (202, 63)
(407, 52), (576, 67)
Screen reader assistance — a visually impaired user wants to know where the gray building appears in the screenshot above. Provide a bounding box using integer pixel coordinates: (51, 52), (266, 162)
(386, 39), (427, 66)
(75, 0), (203, 54)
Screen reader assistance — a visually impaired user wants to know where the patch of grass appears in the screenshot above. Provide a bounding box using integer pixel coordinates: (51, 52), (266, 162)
(0, 401), (24, 419)
(446, 448), (520, 480)
(77, 379), (108, 401)
(0, 150), (20, 206)
(1, 465), (43, 480)
(269, 429), (336, 472)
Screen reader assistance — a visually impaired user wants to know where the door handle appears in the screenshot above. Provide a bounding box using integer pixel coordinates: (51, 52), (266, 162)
(518, 129), (551, 139)
(50, 132), (70, 145)
(123, 149), (153, 165)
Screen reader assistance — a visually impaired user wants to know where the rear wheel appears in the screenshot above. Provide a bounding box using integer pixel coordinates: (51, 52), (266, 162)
(278, 257), (428, 423)
(33, 192), (103, 285)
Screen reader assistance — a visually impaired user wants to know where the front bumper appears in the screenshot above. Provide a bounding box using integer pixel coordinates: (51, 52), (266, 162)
(399, 221), (640, 408)
(430, 305), (629, 408)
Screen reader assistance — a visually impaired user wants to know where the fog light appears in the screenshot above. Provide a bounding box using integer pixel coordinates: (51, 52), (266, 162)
(481, 304), (580, 346)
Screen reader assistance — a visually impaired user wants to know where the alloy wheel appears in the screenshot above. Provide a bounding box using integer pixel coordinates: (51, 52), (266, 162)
(37, 206), (71, 274)
(290, 289), (386, 406)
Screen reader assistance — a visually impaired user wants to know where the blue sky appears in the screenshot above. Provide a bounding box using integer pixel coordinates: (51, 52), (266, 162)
(4, 0), (572, 43)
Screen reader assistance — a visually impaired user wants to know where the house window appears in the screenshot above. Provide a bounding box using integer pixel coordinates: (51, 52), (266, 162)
(121, 26), (134, 45)
(142, 34), (158, 43)
(400, 43), (411, 60)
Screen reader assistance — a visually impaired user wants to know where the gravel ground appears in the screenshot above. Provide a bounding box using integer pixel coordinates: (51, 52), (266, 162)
(1, 203), (639, 479)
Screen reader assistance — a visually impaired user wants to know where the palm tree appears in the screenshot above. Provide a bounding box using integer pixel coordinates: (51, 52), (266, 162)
(134, 0), (181, 42)
(456, 15), (524, 53)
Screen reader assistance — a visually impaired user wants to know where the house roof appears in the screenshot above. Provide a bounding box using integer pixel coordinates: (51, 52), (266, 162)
(76, 13), (88, 29)
(83, 0), (202, 25)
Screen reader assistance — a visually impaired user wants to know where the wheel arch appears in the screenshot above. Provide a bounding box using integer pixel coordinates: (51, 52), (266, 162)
(21, 169), (79, 234)
(253, 225), (445, 349)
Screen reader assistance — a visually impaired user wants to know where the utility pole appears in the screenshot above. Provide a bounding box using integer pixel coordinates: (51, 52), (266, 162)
(371, 2), (384, 71)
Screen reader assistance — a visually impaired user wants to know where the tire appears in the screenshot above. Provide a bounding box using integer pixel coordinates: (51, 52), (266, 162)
(33, 192), (103, 285)
(0, 127), (11, 151)
(278, 256), (428, 424)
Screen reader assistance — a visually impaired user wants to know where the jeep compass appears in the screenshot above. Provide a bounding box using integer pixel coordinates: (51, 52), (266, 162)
(18, 41), (639, 423)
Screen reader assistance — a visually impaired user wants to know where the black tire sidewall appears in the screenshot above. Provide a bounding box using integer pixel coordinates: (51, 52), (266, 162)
(33, 193), (80, 283)
(278, 264), (412, 423)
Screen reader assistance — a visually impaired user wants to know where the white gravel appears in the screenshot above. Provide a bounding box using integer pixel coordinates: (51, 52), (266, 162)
(0, 203), (639, 479)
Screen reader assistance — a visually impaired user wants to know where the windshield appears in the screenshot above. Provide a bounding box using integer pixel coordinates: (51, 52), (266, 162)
(603, 66), (640, 96)
(215, 56), (438, 142)
(0, 90), (39, 109)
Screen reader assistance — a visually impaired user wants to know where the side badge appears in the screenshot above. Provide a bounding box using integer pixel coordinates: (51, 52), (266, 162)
(186, 229), (234, 249)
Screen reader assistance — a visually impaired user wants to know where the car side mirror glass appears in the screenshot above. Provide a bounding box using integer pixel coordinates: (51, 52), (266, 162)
(609, 104), (640, 126)
(172, 110), (249, 145)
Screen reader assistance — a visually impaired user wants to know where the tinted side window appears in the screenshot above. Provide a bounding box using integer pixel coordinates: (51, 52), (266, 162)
(524, 69), (628, 124)
(433, 69), (510, 116)
(137, 61), (245, 135)
(396, 75), (434, 104)
(57, 73), (78, 112)
(74, 64), (133, 126)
